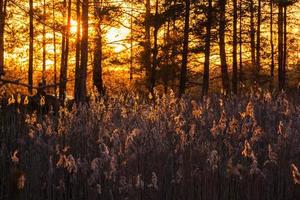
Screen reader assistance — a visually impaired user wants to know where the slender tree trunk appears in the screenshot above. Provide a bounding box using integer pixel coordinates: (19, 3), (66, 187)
(232, 0), (238, 94)
(219, 0), (230, 94)
(28, 0), (34, 94)
(239, 0), (243, 85)
(179, 0), (190, 96)
(42, 0), (46, 86)
(130, 2), (133, 81)
(93, 15), (104, 95)
(145, 0), (151, 89)
(256, 0), (261, 73)
(171, 16), (177, 89)
(151, 0), (159, 92)
(59, 0), (67, 101)
(52, 0), (57, 98)
(270, 0), (275, 82)
(78, 0), (89, 102)
(0, 0), (7, 77)
(283, 5), (287, 89)
(74, 0), (81, 100)
(278, 4), (284, 90)
(163, 20), (171, 93)
(202, 0), (212, 97)
(0, 0), (3, 76)
(250, 0), (256, 69)
(65, 0), (71, 72)
(60, 0), (71, 101)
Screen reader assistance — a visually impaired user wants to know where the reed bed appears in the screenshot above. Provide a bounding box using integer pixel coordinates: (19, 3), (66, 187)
(0, 90), (300, 200)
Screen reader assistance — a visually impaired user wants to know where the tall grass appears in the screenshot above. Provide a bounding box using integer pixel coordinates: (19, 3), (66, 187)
(0, 90), (300, 200)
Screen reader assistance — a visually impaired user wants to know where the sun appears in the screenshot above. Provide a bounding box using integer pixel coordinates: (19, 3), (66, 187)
(69, 19), (129, 53)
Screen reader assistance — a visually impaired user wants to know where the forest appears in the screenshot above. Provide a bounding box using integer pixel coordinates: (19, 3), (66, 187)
(0, 0), (298, 97)
(0, 0), (300, 199)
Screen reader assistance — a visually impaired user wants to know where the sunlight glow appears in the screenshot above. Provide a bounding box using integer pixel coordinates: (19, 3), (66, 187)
(106, 27), (130, 53)
(70, 19), (78, 34)
(70, 19), (129, 53)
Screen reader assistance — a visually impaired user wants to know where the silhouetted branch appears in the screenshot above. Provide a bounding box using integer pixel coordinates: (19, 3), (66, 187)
(0, 78), (58, 90)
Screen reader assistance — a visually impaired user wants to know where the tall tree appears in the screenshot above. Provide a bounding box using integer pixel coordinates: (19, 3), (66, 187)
(52, 0), (57, 97)
(65, 0), (71, 88)
(278, 3), (284, 90)
(232, 0), (238, 94)
(250, 0), (256, 69)
(283, 5), (287, 87)
(28, 0), (34, 94)
(270, 0), (275, 81)
(0, 0), (7, 77)
(151, 0), (159, 92)
(277, 0), (297, 90)
(179, 0), (190, 96)
(42, 0), (46, 86)
(218, 0), (230, 94)
(129, 1), (134, 81)
(202, 0), (212, 97)
(92, 1), (119, 95)
(144, 0), (152, 89)
(74, 0), (81, 100)
(256, 0), (261, 73)
(93, 1), (104, 95)
(59, 0), (70, 101)
(78, 0), (89, 102)
(239, 0), (243, 84)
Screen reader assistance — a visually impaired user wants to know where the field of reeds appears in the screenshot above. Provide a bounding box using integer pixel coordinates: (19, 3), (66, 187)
(0, 90), (300, 200)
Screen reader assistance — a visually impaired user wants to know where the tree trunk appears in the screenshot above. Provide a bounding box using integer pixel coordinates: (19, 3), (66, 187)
(74, 0), (81, 100)
(42, 0), (46, 86)
(219, 0), (230, 94)
(59, 0), (67, 101)
(270, 0), (275, 83)
(52, 0), (57, 97)
(256, 0), (261, 73)
(171, 14), (177, 89)
(239, 0), (243, 85)
(202, 0), (212, 97)
(93, 15), (104, 95)
(179, 0), (190, 96)
(28, 0), (34, 94)
(232, 0), (238, 94)
(144, 0), (152, 89)
(283, 5), (287, 89)
(163, 20), (171, 93)
(151, 0), (159, 93)
(130, 3), (133, 81)
(78, 0), (89, 102)
(0, 0), (7, 77)
(250, 0), (256, 69)
(278, 4), (284, 90)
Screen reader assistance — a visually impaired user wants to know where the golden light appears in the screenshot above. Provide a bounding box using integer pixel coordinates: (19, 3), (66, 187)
(46, 60), (54, 70)
(70, 19), (78, 34)
(70, 19), (129, 53)
(106, 27), (130, 53)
